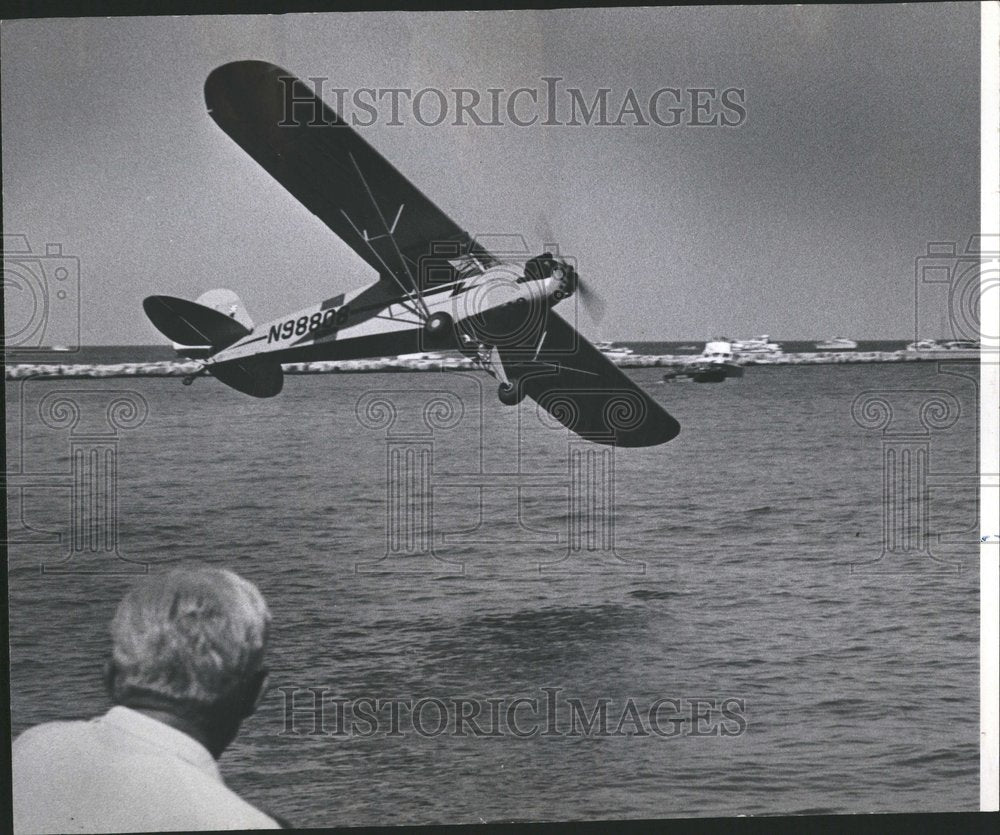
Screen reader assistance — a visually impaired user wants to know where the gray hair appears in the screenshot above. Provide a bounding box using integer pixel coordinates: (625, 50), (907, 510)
(110, 566), (271, 709)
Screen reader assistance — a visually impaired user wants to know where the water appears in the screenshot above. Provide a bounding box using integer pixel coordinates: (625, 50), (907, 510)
(6, 361), (980, 824)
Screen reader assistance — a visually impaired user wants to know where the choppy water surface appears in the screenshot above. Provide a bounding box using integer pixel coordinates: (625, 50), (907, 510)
(6, 361), (980, 825)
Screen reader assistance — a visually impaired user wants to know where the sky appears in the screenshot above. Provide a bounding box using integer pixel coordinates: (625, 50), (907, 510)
(1, 6), (981, 345)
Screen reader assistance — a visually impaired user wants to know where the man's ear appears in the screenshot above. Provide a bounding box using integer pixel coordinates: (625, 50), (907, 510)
(103, 659), (119, 700)
(241, 668), (270, 718)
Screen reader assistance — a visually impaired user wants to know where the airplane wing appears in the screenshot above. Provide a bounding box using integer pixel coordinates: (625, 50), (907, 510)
(496, 309), (680, 447)
(204, 61), (493, 295)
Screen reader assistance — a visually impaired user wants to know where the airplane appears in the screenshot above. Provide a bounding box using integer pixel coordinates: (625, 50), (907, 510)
(143, 61), (680, 448)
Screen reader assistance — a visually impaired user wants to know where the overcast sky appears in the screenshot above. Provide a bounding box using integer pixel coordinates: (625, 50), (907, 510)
(1, 6), (980, 345)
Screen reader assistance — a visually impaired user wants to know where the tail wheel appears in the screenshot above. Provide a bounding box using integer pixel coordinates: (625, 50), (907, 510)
(498, 381), (524, 406)
(424, 311), (454, 347)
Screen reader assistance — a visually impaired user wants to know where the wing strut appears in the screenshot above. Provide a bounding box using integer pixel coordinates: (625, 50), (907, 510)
(341, 153), (432, 320)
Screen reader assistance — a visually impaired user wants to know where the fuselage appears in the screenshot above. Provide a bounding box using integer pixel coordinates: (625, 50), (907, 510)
(209, 259), (570, 367)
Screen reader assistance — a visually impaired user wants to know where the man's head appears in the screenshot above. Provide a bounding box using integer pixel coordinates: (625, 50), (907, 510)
(106, 566), (271, 754)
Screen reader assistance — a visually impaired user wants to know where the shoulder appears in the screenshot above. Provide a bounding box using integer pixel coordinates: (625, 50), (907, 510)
(13, 718), (92, 755)
(166, 764), (280, 829)
(194, 782), (282, 829)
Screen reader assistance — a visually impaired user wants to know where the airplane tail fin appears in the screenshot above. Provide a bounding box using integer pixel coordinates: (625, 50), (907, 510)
(143, 289), (253, 357)
(143, 290), (284, 398)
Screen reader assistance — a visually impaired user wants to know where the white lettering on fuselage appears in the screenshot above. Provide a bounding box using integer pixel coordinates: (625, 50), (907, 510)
(267, 304), (350, 344)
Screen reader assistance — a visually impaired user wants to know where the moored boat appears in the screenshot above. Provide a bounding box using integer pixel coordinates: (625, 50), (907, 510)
(665, 339), (744, 383)
(816, 337), (858, 350)
(594, 341), (636, 359)
(732, 334), (782, 356)
(905, 339), (980, 356)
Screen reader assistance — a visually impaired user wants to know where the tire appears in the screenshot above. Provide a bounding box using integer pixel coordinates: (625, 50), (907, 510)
(498, 381), (524, 406)
(423, 312), (454, 347)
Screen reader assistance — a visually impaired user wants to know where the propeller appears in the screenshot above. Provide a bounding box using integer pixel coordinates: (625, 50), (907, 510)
(575, 277), (607, 324)
(537, 213), (607, 325)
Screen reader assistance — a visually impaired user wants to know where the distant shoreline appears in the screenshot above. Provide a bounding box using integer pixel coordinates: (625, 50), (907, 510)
(4, 349), (981, 380)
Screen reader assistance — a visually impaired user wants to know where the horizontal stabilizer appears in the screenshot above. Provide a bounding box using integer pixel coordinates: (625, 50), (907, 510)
(143, 295), (252, 351)
(208, 356), (283, 398)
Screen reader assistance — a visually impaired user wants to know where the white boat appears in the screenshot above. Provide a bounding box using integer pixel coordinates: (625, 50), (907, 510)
(816, 337), (858, 350)
(671, 339), (744, 382)
(395, 351), (449, 369)
(698, 339), (743, 378)
(905, 339), (979, 355)
(594, 341), (635, 358)
(732, 335), (782, 356)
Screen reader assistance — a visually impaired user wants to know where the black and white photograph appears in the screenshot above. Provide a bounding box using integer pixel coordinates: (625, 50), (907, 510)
(3, 3), (998, 831)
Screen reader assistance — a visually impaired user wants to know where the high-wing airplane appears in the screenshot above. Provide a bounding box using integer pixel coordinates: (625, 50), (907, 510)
(143, 61), (680, 447)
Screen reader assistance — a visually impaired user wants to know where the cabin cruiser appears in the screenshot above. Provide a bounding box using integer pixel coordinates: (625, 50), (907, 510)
(732, 335), (782, 356)
(665, 339), (744, 383)
(594, 341), (636, 358)
(905, 339), (980, 353)
(692, 339), (744, 377)
(816, 337), (858, 350)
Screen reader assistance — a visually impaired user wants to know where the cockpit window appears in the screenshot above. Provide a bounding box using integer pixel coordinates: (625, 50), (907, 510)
(447, 255), (485, 280)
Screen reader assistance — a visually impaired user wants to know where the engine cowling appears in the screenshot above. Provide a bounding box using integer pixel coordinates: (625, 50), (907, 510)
(524, 253), (578, 300)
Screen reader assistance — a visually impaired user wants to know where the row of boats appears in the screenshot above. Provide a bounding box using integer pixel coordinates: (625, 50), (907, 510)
(598, 336), (782, 382)
(597, 335), (982, 384)
(599, 336), (982, 357)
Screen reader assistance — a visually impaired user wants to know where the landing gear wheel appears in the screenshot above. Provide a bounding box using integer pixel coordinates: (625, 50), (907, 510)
(423, 312), (454, 347)
(182, 375), (196, 386)
(498, 381), (524, 406)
